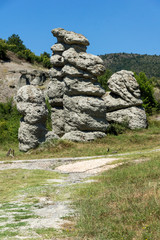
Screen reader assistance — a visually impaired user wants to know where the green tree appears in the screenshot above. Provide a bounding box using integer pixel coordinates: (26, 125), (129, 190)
(134, 72), (158, 114)
(7, 34), (26, 53)
(98, 69), (112, 91)
(0, 39), (7, 59)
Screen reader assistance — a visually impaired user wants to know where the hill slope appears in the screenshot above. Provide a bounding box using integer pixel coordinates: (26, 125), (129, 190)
(0, 51), (49, 102)
(100, 53), (160, 79)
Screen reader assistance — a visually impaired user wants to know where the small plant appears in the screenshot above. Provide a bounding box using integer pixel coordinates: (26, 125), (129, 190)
(107, 121), (129, 135)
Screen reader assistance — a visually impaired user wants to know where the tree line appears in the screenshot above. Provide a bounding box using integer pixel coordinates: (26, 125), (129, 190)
(0, 34), (51, 68)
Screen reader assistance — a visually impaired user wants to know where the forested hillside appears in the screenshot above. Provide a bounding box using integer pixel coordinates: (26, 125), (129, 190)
(100, 53), (160, 79)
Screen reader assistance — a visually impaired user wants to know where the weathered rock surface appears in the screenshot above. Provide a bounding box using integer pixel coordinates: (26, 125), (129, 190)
(51, 108), (65, 136)
(64, 77), (105, 97)
(104, 70), (147, 129)
(51, 28), (89, 46)
(62, 48), (105, 76)
(62, 131), (106, 142)
(107, 70), (142, 102)
(106, 106), (148, 129)
(18, 70), (49, 88)
(47, 27), (107, 141)
(16, 85), (48, 151)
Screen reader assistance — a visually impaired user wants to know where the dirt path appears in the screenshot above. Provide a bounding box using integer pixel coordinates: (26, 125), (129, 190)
(0, 148), (158, 239)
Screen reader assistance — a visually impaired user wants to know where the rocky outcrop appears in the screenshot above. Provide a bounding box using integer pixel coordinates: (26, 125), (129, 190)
(16, 85), (48, 151)
(18, 70), (49, 88)
(47, 28), (108, 141)
(103, 70), (147, 129)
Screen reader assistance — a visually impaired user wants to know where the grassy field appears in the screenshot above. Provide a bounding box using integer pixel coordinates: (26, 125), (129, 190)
(72, 152), (160, 240)
(0, 116), (160, 239)
(0, 117), (160, 161)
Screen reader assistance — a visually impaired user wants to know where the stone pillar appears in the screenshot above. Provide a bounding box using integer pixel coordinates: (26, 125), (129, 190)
(16, 85), (48, 151)
(48, 28), (108, 141)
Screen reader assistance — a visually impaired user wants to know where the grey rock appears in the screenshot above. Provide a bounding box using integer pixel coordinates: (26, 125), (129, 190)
(103, 70), (147, 129)
(52, 28), (89, 46)
(49, 98), (63, 107)
(49, 68), (64, 79)
(16, 85), (45, 104)
(107, 70), (142, 102)
(16, 85), (48, 151)
(103, 91), (143, 112)
(51, 43), (65, 52)
(64, 111), (108, 132)
(47, 80), (65, 107)
(64, 95), (107, 117)
(64, 77), (105, 97)
(17, 102), (48, 124)
(18, 74), (30, 88)
(64, 95), (108, 132)
(106, 106), (147, 129)
(62, 48), (105, 76)
(50, 55), (65, 67)
(18, 121), (47, 152)
(51, 108), (65, 136)
(65, 44), (87, 52)
(48, 27), (108, 141)
(45, 131), (60, 142)
(62, 65), (97, 81)
(47, 80), (65, 99)
(62, 131), (106, 142)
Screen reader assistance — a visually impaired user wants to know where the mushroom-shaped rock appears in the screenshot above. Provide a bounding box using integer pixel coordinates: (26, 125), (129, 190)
(16, 85), (48, 151)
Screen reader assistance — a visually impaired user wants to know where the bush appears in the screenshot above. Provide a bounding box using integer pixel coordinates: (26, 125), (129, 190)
(0, 39), (7, 59)
(134, 72), (158, 114)
(107, 122), (129, 135)
(98, 69), (112, 91)
(0, 100), (21, 143)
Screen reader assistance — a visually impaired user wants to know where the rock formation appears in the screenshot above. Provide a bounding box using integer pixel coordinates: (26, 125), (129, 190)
(16, 29), (148, 151)
(47, 28), (108, 141)
(103, 70), (147, 129)
(16, 85), (48, 151)
(18, 70), (49, 88)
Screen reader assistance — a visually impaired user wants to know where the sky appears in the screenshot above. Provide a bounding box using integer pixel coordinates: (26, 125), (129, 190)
(0, 0), (160, 56)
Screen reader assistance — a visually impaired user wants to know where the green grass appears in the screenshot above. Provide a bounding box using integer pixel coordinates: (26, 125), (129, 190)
(14, 214), (38, 221)
(0, 230), (19, 238)
(1, 118), (160, 161)
(0, 169), (62, 203)
(72, 153), (160, 240)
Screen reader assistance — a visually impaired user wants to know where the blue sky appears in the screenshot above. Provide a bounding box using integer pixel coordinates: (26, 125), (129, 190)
(0, 0), (160, 56)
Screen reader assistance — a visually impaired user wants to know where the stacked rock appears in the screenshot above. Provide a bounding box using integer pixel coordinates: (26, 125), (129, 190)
(16, 85), (48, 151)
(103, 70), (147, 129)
(47, 28), (108, 141)
(47, 37), (66, 136)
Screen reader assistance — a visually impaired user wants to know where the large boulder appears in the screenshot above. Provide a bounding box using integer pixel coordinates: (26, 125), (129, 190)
(106, 106), (147, 129)
(103, 70), (147, 129)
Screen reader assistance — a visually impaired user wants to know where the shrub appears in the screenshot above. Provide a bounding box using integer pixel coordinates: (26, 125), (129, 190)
(0, 39), (7, 59)
(134, 72), (158, 114)
(98, 69), (112, 91)
(0, 100), (21, 143)
(107, 122), (129, 135)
